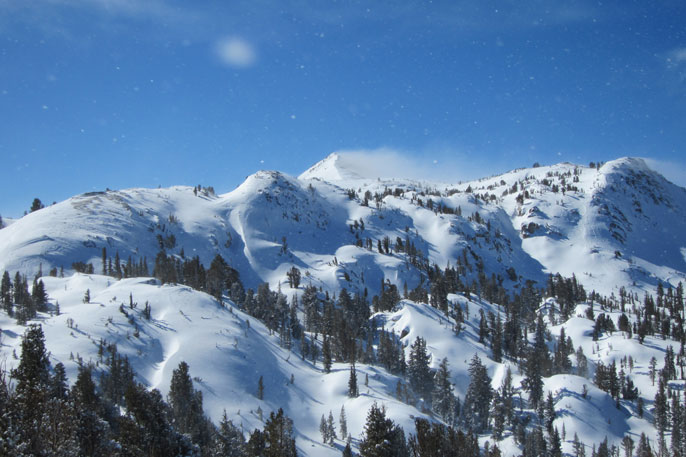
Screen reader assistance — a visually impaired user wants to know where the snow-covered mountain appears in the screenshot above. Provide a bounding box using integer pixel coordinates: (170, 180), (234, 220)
(1, 154), (685, 456)
(2, 155), (685, 297)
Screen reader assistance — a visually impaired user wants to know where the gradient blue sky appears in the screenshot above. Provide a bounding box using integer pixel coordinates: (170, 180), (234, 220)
(1, 0), (685, 217)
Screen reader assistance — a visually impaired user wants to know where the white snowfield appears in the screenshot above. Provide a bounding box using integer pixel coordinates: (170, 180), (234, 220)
(0, 154), (685, 455)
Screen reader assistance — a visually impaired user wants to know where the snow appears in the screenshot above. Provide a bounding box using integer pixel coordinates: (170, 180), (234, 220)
(1, 155), (685, 454)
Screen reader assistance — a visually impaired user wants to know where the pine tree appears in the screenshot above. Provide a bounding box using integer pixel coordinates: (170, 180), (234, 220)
(460, 354), (492, 433)
(1, 270), (12, 316)
(31, 279), (48, 312)
(30, 198), (44, 213)
(320, 414), (329, 443)
(550, 427), (562, 457)
(432, 357), (456, 422)
(168, 361), (207, 447)
(543, 391), (556, 434)
(621, 436), (634, 457)
(72, 366), (109, 456)
(408, 336), (433, 405)
(50, 362), (69, 401)
(573, 432), (586, 457)
(636, 433), (653, 457)
(215, 410), (246, 457)
(323, 335), (332, 373)
(42, 395), (79, 456)
(490, 390), (506, 440)
(339, 406), (348, 439)
(654, 376), (668, 440)
(499, 367), (515, 427)
(359, 402), (405, 457)
(348, 365), (359, 397)
(263, 408), (297, 457)
(11, 324), (52, 455)
(257, 375), (264, 400)
(327, 410), (337, 444)
(523, 315), (549, 409)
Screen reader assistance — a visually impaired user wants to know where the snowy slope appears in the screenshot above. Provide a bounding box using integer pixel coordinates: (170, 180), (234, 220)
(0, 273), (674, 456)
(1, 156), (685, 298)
(1, 154), (686, 454)
(0, 275), (441, 457)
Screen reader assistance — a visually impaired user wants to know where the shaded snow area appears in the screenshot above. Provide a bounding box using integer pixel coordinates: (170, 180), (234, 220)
(1, 156), (685, 455)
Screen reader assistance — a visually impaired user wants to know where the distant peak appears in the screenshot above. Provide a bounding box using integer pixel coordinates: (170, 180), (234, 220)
(298, 152), (364, 181)
(600, 157), (651, 173)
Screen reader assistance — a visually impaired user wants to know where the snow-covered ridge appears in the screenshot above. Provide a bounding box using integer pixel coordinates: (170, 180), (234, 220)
(1, 156), (685, 299)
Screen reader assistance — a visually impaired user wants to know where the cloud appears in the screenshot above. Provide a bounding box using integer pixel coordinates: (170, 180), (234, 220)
(0, 0), (203, 41)
(667, 47), (686, 65)
(215, 36), (257, 68)
(643, 158), (686, 188)
(329, 147), (504, 184)
(1, 0), (188, 21)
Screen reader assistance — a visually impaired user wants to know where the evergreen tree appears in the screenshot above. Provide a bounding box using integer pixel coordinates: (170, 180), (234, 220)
(257, 375), (264, 400)
(72, 366), (109, 456)
(327, 410), (337, 444)
(654, 376), (668, 440)
(31, 278), (48, 312)
(51, 362), (69, 401)
(550, 427), (562, 457)
(499, 367), (515, 427)
(215, 410), (246, 457)
(524, 315), (551, 409)
(432, 358), (456, 423)
(30, 198), (44, 213)
(120, 383), (192, 456)
(636, 433), (653, 457)
(408, 337), (433, 405)
(359, 402), (406, 457)
(42, 394), (79, 457)
(621, 436), (634, 457)
(490, 390), (506, 440)
(460, 354), (492, 433)
(168, 361), (208, 447)
(339, 406), (348, 439)
(262, 408), (297, 457)
(246, 429), (266, 457)
(671, 393), (681, 457)
(1, 271), (12, 316)
(320, 414), (329, 444)
(543, 391), (556, 434)
(323, 335), (332, 373)
(573, 432), (586, 457)
(11, 324), (52, 455)
(348, 365), (359, 398)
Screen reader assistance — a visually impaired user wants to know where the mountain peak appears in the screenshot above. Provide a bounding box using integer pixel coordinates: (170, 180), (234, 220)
(298, 152), (364, 181)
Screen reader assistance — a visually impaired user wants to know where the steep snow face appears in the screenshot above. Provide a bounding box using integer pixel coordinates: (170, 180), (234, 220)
(591, 158), (686, 275)
(494, 158), (686, 294)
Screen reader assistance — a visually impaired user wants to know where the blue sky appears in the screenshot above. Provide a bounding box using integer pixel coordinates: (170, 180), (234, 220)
(1, 0), (685, 217)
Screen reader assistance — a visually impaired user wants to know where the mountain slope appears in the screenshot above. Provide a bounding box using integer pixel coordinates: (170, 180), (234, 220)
(1, 154), (686, 455)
